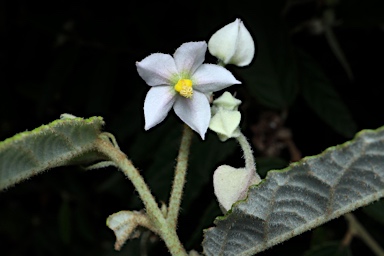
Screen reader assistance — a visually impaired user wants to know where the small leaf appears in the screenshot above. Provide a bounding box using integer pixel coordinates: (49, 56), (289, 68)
(106, 210), (151, 251)
(203, 126), (384, 256)
(0, 116), (105, 190)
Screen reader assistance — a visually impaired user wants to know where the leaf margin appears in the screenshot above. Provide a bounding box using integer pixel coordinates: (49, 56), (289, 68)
(0, 116), (105, 190)
(203, 125), (384, 256)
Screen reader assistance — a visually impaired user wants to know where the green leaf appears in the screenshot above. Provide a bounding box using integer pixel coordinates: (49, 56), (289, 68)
(0, 116), (105, 190)
(203, 126), (384, 256)
(298, 50), (357, 138)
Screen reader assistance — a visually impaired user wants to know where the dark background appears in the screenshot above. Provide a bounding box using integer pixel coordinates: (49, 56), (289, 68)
(2, 0), (384, 255)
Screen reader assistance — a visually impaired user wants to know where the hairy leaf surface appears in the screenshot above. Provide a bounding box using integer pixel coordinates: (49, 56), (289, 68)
(0, 116), (105, 190)
(203, 126), (384, 256)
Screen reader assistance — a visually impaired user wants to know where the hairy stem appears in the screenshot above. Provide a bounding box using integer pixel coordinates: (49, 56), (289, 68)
(236, 132), (258, 173)
(96, 138), (187, 256)
(167, 125), (193, 229)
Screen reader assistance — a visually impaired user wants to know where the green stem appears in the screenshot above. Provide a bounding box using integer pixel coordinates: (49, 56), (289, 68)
(167, 125), (193, 229)
(345, 213), (384, 256)
(236, 132), (257, 172)
(96, 138), (187, 256)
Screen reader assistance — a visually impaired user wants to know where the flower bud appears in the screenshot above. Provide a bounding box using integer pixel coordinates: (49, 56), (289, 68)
(208, 18), (255, 67)
(209, 92), (242, 141)
(213, 165), (260, 212)
(209, 109), (241, 141)
(212, 91), (242, 111)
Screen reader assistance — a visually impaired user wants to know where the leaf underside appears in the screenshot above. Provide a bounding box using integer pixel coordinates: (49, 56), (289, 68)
(203, 126), (384, 256)
(0, 116), (105, 190)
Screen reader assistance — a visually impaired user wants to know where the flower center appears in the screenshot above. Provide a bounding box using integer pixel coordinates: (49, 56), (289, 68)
(174, 79), (193, 98)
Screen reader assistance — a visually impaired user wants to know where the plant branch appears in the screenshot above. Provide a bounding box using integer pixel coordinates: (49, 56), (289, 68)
(167, 125), (193, 229)
(96, 138), (187, 256)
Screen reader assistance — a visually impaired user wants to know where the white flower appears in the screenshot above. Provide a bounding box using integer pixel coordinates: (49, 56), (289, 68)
(136, 41), (241, 139)
(208, 18), (255, 67)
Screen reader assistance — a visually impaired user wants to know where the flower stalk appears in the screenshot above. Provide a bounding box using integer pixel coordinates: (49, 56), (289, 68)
(213, 132), (261, 212)
(236, 132), (258, 173)
(167, 125), (193, 229)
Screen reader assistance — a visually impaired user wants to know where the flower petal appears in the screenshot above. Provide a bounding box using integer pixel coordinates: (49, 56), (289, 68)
(173, 41), (207, 76)
(230, 20), (255, 66)
(144, 86), (176, 130)
(136, 53), (178, 86)
(208, 19), (239, 64)
(192, 64), (241, 93)
(173, 91), (210, 139)
(213, 165), (259, 212)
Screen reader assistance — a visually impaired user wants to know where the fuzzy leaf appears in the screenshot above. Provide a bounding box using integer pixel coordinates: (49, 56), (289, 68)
(203, 126), (384, 256)
(106, 211), (149, 250)
(0, 116), (105, 190)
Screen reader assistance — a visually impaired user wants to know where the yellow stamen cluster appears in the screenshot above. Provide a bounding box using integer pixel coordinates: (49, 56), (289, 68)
(174, 79), (193, 98)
